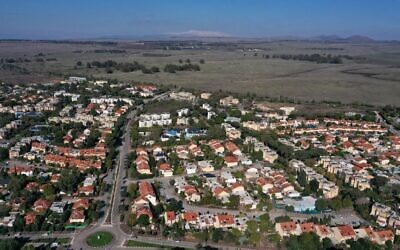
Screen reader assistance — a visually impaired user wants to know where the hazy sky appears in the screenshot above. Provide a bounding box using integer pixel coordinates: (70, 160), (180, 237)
(1, 0), (400, 40)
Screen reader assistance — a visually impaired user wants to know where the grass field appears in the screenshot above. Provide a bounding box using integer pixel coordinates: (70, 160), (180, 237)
(1, 40), (400, 106)
(86, 231), (114, 247)
(125, 240), (168, 248)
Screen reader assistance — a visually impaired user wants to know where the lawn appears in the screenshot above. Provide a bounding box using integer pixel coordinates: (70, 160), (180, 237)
(86, 231), (114, 247)
(125, 240), (167, 248)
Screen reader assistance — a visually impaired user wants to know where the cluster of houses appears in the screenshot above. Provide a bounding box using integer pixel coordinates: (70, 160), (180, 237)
(170, 91), (196, 102)
(138, 113), (172, 128)
(290, 160), (339, 199)
(318, 156), (373, 191)
(0, 119), (22, 140)
(1, 162), (97, 227)
(244, 136), (279, 163)
(127, 84), (158, 98)
(275, 221), (394, 245)
(0, 80), (134, 231)
(164, 210), (249, 231)
(131, 181), (158, 221)
(172, 162), (303, 210)
(49, 99), (129, 128)
(370, 203), (400, 231)
(0, 94), (57, 115)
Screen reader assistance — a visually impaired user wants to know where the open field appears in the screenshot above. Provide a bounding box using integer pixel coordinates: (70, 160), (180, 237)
(1, 40), (400, 106)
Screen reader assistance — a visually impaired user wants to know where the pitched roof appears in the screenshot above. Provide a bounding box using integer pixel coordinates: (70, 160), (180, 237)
(338, 225), (356, 237)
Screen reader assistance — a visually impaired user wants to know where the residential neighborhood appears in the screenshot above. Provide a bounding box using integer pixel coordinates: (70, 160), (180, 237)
(0, 78), (400, 250)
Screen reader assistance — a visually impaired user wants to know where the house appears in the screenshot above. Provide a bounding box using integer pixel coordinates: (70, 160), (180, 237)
(200, 92), (211, 100)
(225, 141), (242, 156)
(213, 187), (231, 203)
(231, 182), (245, 196)
(220, 170), (237, 184)
(0, 215), (15, 228)
(176, 145), (189, 159)
(7, 165), (34, 176)
(50, 201), (66, 214)
(245, 167), (259, 180)
(332, 225), (357, 242)
(256, 177), (274, 194)
(164, 211), (178, 226)
(69, 209), (85, 223)
(159, 163), (173, 177)
(300, 222), (316, 234)
(50, 173), (61, 183)
(208, 140), (224, 154)
(78, 185), (95, 196)
(33, 198), (51, 213)
(73, 198), (90, 210)
(31, 142), (46, 153)
(182, 212), (199, 225)
(315, 224), (333, 239)
(25, 182), (39, 191)
(375, 229), (394, 244)
(198, 160), (214, 172)
(214, 214), (235, 229)
(220, 96), (239, 107)
(138, 182), (158, 205)
(185, 162), (197, 175)
(24, 212), (37, 225)
(137, 161), (152, 175)
(224, 156), (238, 167)
(135, 204), (153, 220)
(275, 221), (300, 237)
(184, 185), (201, 202)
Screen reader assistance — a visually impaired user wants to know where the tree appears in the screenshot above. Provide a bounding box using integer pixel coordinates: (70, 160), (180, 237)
(136, 214), (150, 227)
(225, 228), (241, 244)
(259, 213), (271, 232)
(165, 199), (183, 212)
(285, 233), (321, 250)
(127, 183), (138, 199)
(310, 179), (319, 194)
(248, 232), (261, 246)
(0, 148), (8, 161)
(42, 185), (55, 199)
(371, 176), (388, 189)
(228, 195), (240, 209)
(315, 199), (329, 211)
(211, 228), (224, 242)
(322, 237), (333, 249)
(58, 168), (81, 194)
(297, 170), (308, 187)
(246, 220), (259, 233)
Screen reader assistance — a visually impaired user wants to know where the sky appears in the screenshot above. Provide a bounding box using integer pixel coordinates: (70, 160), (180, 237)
(1, 0), (400, 40)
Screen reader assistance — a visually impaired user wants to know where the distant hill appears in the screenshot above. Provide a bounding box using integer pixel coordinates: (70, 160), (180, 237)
(311, 35), (375, 43)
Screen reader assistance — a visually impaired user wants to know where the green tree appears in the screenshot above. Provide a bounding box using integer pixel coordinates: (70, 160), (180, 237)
(310, 179), (319, 194)
(315, 199), (329, 211)
(211, 228), (224, 242)
(136, 214), (150, 227)
(228, 195), (240, 209)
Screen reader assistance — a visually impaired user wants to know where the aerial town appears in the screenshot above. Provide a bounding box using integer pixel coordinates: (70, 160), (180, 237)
(0, 76), (399, 250)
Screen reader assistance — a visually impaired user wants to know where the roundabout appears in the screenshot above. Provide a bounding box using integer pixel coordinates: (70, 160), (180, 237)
(85, 231), (114, 247)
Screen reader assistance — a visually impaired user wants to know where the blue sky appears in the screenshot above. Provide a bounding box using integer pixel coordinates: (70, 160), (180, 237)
(1, 0), (400, 40)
